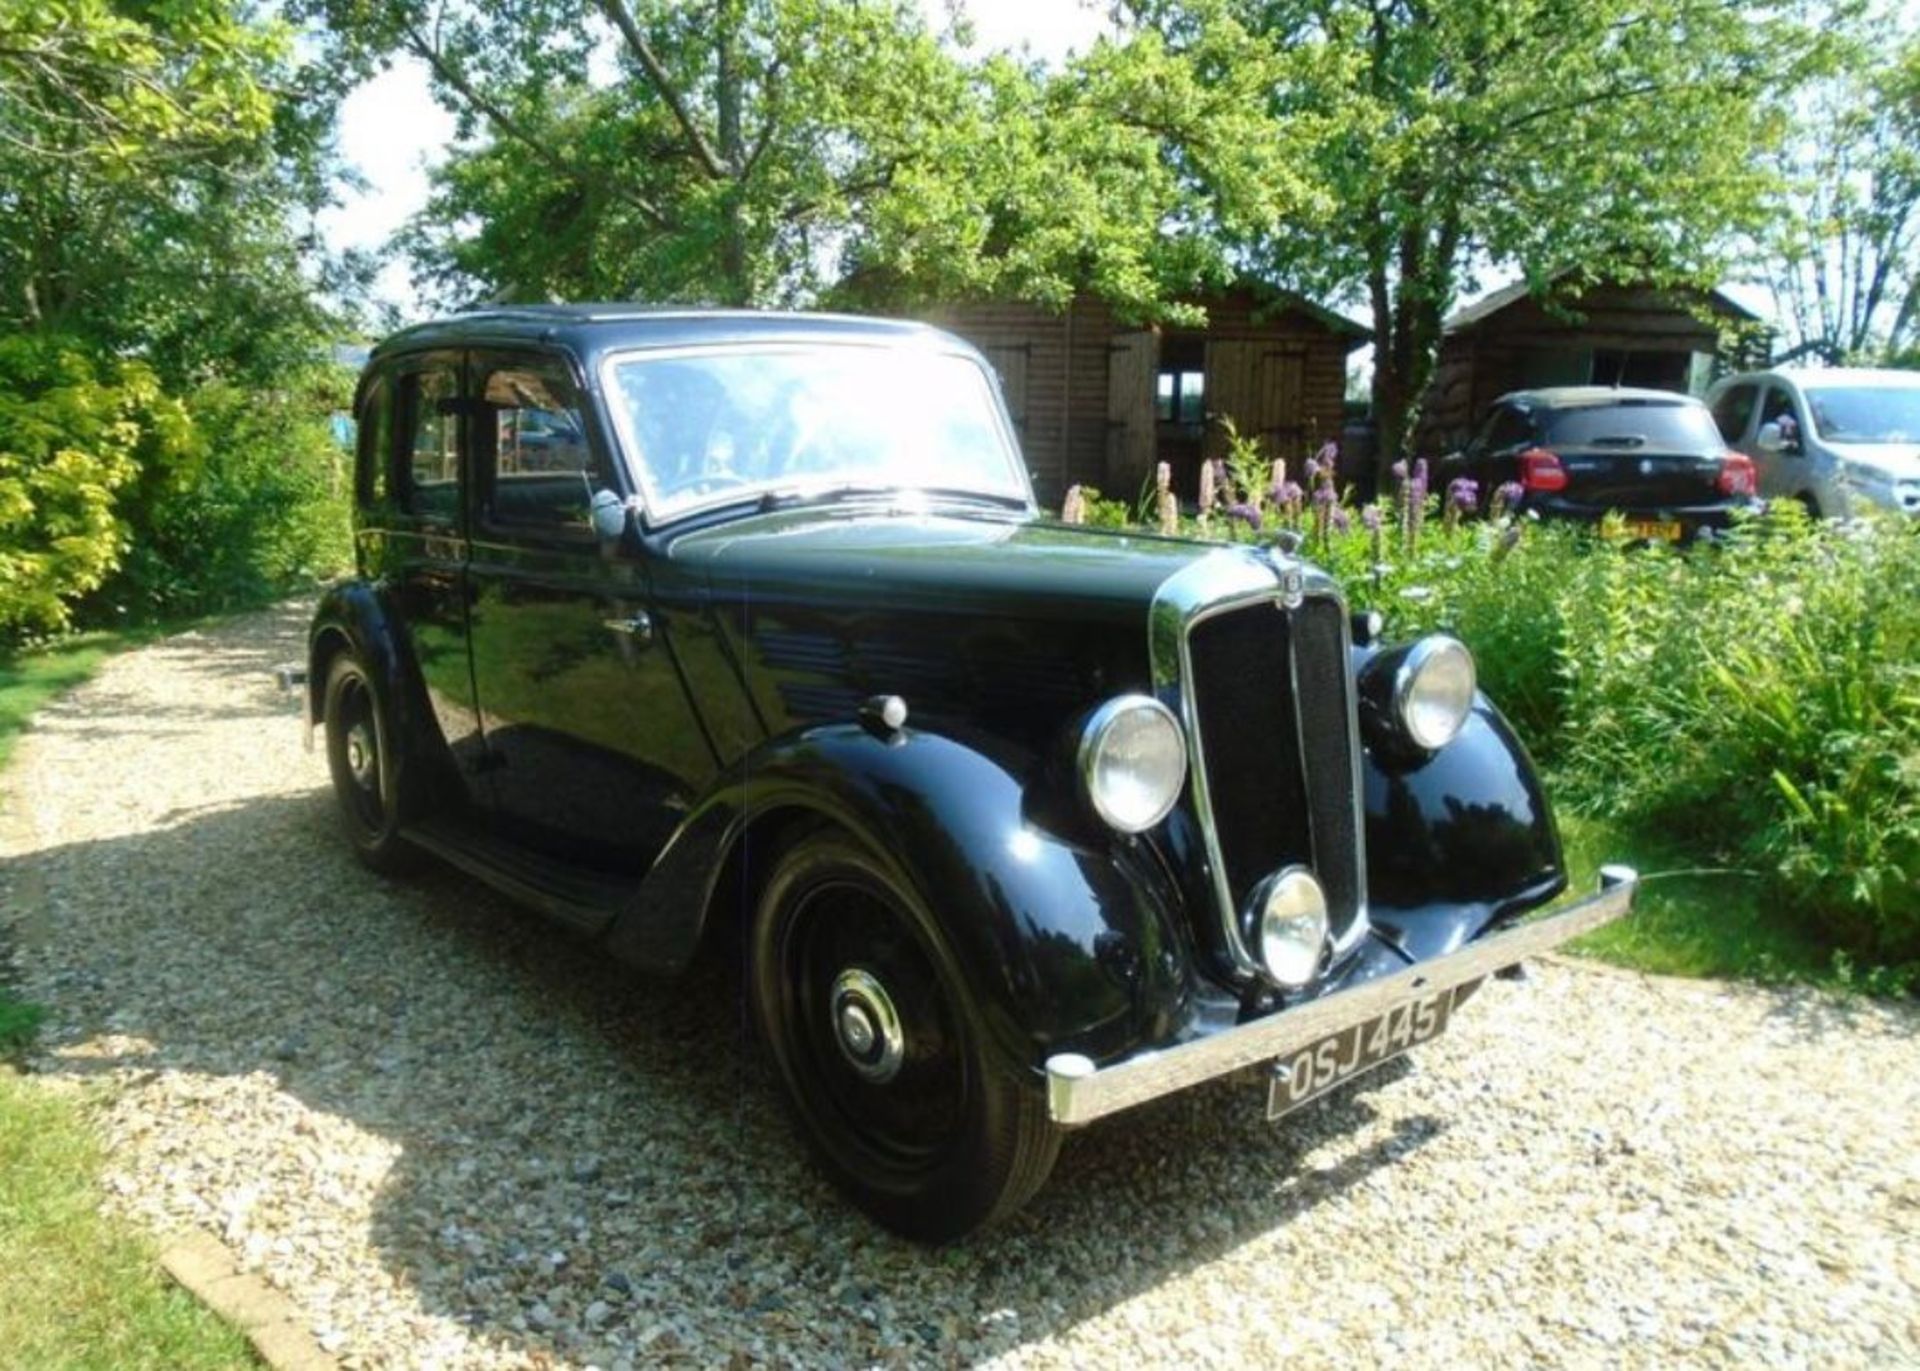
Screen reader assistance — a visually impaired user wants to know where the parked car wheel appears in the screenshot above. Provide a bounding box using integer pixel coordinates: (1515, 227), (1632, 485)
(749, 828), (1060, 1242)
(322, 654), (421, 875)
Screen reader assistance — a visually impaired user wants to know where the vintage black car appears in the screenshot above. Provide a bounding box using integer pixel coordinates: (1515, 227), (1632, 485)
(307, 306), (1636, 1241)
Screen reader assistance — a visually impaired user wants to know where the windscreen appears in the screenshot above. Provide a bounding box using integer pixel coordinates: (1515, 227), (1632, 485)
(1802, 386), (1920, 444)
(1540, 401), (1724, 452)
(606, 345), (1029, 519)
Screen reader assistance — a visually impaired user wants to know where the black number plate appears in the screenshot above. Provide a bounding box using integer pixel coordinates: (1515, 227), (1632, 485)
(1266, 987), (1459, 1121)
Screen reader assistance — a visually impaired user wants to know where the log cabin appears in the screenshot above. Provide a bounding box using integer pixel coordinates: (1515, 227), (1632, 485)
(923, 286), (1369, 507)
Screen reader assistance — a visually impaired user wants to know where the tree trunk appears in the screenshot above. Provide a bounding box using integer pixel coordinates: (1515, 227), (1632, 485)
(714, 0), (749, 304)
(1368, 212), (1458, 482)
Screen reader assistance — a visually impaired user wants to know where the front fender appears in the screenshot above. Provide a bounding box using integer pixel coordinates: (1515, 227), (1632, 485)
(604, 722), (1193, 1078)
(1361, 694), (1566, 961)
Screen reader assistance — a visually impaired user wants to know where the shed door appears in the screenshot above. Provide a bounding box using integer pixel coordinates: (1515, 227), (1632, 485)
(1205, 342), (1306, 461)
(1106, 330), (1157, 499)
(980, 344), (1030, 445)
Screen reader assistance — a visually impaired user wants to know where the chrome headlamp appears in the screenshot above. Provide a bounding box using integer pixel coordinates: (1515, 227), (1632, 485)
(1247, 867), (1329, 987)
(1391, 635), (1477, 751)
(1077, 695), (1187, 833)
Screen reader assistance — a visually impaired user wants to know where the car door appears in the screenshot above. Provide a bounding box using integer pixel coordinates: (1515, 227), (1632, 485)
(370, 352), (491, 807)
(1755, 382), (1815, 503)
(462, 348), (715, 877)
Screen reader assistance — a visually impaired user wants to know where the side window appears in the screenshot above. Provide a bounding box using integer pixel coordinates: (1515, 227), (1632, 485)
(1478, 405), (1535, 452)
(479, 357), (603, 533)
(1711, 384), (1758, 444)
(400, 365), (462, 522)
(354, 376), (392, 509)
(1759, 384), (1800, 435)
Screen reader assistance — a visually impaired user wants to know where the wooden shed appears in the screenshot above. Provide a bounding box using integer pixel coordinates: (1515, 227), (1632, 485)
(924, 286), (1368, 506)
(1415, 276), (1766, 453)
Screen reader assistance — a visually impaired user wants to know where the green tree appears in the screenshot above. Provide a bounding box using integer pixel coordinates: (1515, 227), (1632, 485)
(0, 0), (340, 384)
(1125, 0), (1838, 470)
(1762, 29), (1920, 365)
(0, 0), (352, 640)
(0, 339), (189, 637)
(310, 0), (1313, 314)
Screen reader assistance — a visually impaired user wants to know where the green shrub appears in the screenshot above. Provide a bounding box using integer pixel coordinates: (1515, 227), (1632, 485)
(84, 371), (353, 623)
(1067, 470), (1920, 967)
(0, 338), (189, 640)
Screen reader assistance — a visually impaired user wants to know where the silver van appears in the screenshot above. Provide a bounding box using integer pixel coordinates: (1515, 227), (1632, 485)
(1703, 368), (1920, 517)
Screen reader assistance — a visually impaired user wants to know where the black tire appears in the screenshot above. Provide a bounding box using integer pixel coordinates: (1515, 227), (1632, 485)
(322, 653), (422, 876)
(748, 829), (1060, 1242)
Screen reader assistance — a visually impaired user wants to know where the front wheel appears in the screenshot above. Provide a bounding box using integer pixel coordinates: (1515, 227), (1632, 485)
(322, 653), (422, 875)
(749, 830), (1059, 1242)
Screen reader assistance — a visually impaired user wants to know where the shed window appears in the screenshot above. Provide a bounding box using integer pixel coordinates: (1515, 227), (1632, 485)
(1156, 370), (1206, 424)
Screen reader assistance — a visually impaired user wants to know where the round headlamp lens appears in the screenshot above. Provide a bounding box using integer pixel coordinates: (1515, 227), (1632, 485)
(1256, 867), (1329, 987)
(1079, 696), (1186, 833)
(1396, 635), (1477, 750)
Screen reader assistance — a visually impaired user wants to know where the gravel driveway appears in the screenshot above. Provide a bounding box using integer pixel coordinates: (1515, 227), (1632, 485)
(2, 607), (1917, 1369)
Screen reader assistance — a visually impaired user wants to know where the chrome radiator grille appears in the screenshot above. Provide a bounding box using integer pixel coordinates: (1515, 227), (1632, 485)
(1183, 594), (1366, 955)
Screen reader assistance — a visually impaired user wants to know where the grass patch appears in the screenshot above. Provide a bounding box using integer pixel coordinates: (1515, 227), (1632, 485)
(1555, 811), (1913, 991)
(0, 1057), (256, 1369)
(2, 624), (255, 1367)
(0, 990), (44, 1059)
(0, 627), (190, 774)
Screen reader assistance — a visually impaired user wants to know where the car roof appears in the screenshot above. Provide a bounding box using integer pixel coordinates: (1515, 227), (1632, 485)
(1496, 385), (1706, 410)
(1714, 366), (1920, 390)
(368, 304), (965, 368)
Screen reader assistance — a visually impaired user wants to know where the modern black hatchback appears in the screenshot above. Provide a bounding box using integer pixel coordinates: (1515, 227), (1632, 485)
(1444, 386), (1758, 541)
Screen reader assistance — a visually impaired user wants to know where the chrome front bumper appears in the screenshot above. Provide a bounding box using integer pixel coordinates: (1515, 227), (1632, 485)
(1044, 865), (1639, 1127)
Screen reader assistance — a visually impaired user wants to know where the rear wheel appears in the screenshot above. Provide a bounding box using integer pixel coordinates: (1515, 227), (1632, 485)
(748, 830), (1059, 1242)
(322, 653), (421, 875)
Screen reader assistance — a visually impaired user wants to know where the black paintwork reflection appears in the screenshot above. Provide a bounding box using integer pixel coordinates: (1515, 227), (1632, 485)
(1362, 705), (1564, 959)
(605, 724), (1192, 1072)
(464, 535), (716, 875)
(376, 529), (490, 805)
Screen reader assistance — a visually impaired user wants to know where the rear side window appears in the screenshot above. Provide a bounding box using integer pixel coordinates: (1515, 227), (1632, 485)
(1759, 385), (1801, 434)
(1478, 405), (1535, 451)
(1540, 401), (1723, 452)
(355, 376), (392, 508)
(1710, 384), (1758, 444)
(400, 365), (462, 522)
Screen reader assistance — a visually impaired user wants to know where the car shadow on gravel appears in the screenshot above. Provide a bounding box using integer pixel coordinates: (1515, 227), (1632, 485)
(9, 784), (1447, 1365)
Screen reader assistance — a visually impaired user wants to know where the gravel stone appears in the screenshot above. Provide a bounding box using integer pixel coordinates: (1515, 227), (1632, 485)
(2, 606), (1918, 1367)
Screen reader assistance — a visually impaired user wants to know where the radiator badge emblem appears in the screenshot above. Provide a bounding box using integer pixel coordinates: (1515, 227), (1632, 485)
(1269, 555), (1306, 608)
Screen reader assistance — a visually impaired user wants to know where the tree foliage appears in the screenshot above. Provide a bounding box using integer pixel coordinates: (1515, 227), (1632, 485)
(1124, 0), (1840, 468)
(308, 0), (1317, 315)
(0, 0), (341, 384)
(1762, 27), (1920, 365)
(0, 0), (352, 642)
(0, 339), (186, 638)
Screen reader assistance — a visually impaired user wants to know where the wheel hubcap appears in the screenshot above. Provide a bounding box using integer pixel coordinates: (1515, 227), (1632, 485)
(829, 968), (905, 1083)
(346, 722), (376, 788)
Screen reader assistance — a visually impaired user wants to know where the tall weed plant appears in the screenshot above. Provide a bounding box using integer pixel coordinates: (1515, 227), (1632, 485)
(1064, 465), (1920, 965)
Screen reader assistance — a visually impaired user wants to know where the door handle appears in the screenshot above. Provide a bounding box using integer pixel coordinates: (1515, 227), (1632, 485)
(602, 612), (653, 646)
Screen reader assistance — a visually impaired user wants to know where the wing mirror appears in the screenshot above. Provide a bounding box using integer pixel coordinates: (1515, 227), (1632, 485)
(1757, 421), (1801, 456)
(589, 488), (630, 541)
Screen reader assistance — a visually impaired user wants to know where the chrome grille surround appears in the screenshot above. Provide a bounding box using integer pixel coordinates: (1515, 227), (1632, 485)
(1149, 548), (1371, 979)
